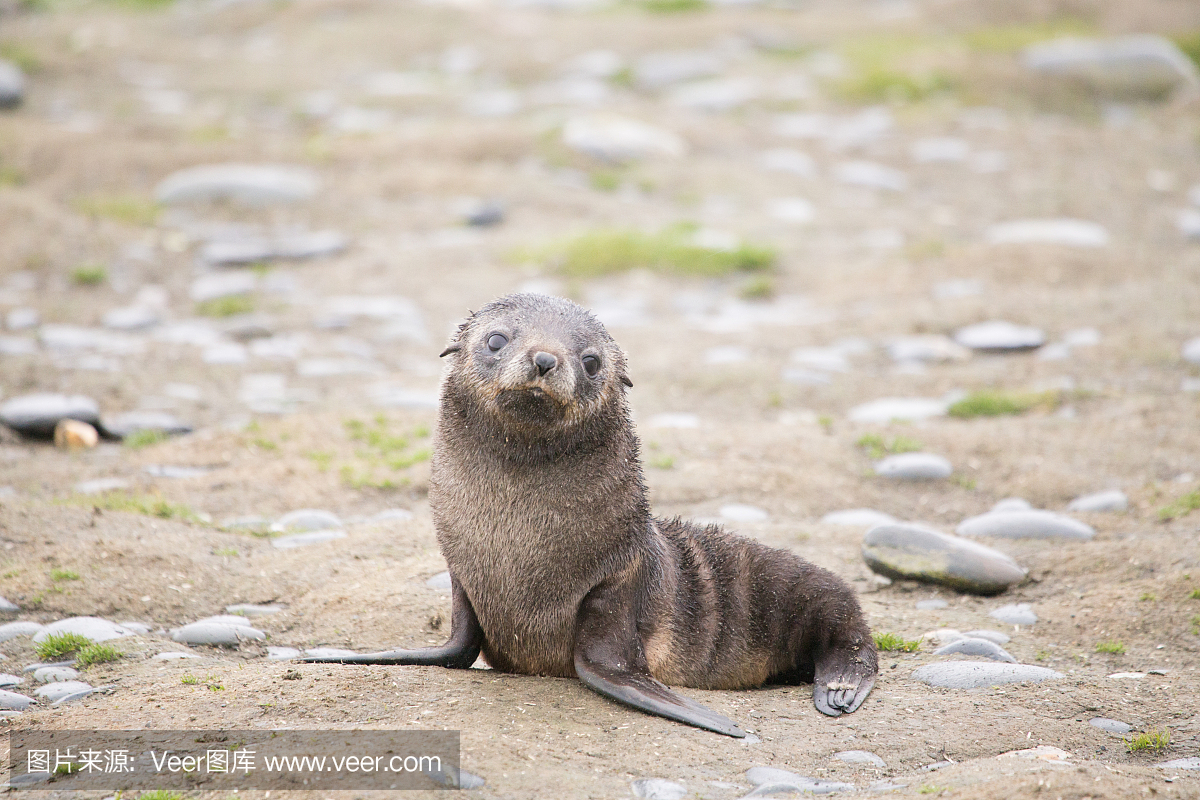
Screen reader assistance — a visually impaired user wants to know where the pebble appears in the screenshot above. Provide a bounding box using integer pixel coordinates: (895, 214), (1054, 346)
(760, 148), (816, 177)
(6, 307), (40, 330)
(989, 603), (1037, 625)
(887, 335), (970, 364)
(991, 498), (1033, 513)
(427, 571), (453, 592)
(1023, 35), (1199, 99)
(634, 50), (722, 89)
(862, 524), (1027, 595)
(0, 689), (33, 710)
(911, 662), (1061, 689)
(225, 603), (282, 616)
(719, 504), (769, 523)
(562, 114), (686, 162)
(1158, 758), (1200, 770)
(33, 680), (92, 703)
(0, 60), (24, 107)
(953, 321), (1046, 351)
(911, 137), (969, 163)
(766, 197), (815, 224)
(55, 419), (100, 450)
(271, 530), (348, 549)
(933, 638), (1017, 663)
(144, 465), (211, 479)
(460, 199), (505, 227)
(1183, 337), (1200, 365)
(0, 393), (102, 438)
(100, 411), (193, 440)
(0, 673), (22, 687)
(267, 646), (301, 661)
(0, 596), (18, 612)
(0, 621), (45, 642)
(171, 621), (266, 646)
(1067, 490), (1128, 512)
(834, 160), (908, 192)
(668, 78), (758, 112)
(874, 453), (953, 481)
(847, 397), (948, 423)
(152, 651), (201, 660)
(915, 599), (948, 610)
(75, 478), (130, 495)
(34, 666), (79, 683)
(956, 510), (1095, 541)
(631, 778), (688, 800)
(32, 617), (134, 644)
(156, 164), (319, 205)
(834, 750), (886, 769)
(1089, 717), (1132, 735)
(820, 509), (898, 528)
(101, 305), (160, 331)
(985, 219), (1110, 247)
(744, 766), (854, 795)
(271, 509), (343, 532)
(189, 272), (257, 303)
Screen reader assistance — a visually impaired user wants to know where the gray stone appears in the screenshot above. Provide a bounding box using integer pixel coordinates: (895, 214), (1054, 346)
(225, 604), (282, 617)
(427, 571), (453, 592)
(985, 219), (1110, 248)
(34, 666), (79, 683)
(8, 773), (50, 787)
(862, 524), (1027, 595)
(0, 393), (102, 438)
(915, 599), (948, 610)
(562, 115), (686, 163)
(744, 766), (854, 795)
(99, 411), (193, 440)
(956, 510), (1094, 541)
(0, 673), (22, 687)
(157, 164), (319, 205)
(1068, 490), (1128, 512)
(1183, 337), (1200, 365)
(1158, 758), (1200, 770)
(911, 662), (1061, 689)
(933, 638), (1017, 663)
(0, 689), (33, 710)
(202, 230), (347, 265)
(720, 504), (769, 523)
(271, 508), (343, 533)
(989, 603), (1037, 625)
(461, 200), (505, 227)
(1089, 717), (1132, 735)
(171, 621), (265, 646)
(874, 453), (953, 481)
(963, 630), (1010, 645)
(848, 397), (948, 423)
(33, 680), (92, 702)
(954, 321), (1047, 351)
(267, 646), (301, 661)
(0, 622), (42, 643)
(834, 160), (908, 192)
(632, 778), (687, 800)
(1023, 36), (1200, 99)
(193, 615), (256, 628)
(834, 750), (886, 769)
(820, 509), (898, 528)
(21, 661), (72, 673)
(271, 530), (348, 549)
(0, 596), (17, 612)
(52, 686), (101, 705)
(32, 617), (134, 644)
(0, 60), (24, 108)
(991, 498), (1033, 513)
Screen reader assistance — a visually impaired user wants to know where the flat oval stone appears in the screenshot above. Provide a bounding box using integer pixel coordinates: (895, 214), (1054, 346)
(1067, 490), (1128, 512)
(193, 615), (255, 628)
(954, 321), (1046, 351)
(34, 667), (79, 683)
(989, 603), (1037, 625)
(933, 638), (1017, 663)
(156, 164), (319, 205)
(0, 689), (33, 710)
(848, 397), (947, 423)
(0, 622), (44, 642)
(271, 530), (348, 549)
(957, 510), (1094, 541)
(834, 750), (886, 768)
(985, 219), (1109, 248)
(821, 509), (898, 528)
(0, 596), (17, 612)
(171, 622), (265, 646)
(271, 509), (343, 533)
(912, 662), (1061, 689)
(875, 453), (953, 480)
(267, 647), (301, 661)
(0, 673), (23, 687)
(0, 394), (101, 438)
(32, 617), (133, 644)
(562, 114), (686, 162)
(631, 778), (687, 800)
(1089, 717), (1132, 735)
(33, 680), (92, 702)
(863, 524), (1027, 595)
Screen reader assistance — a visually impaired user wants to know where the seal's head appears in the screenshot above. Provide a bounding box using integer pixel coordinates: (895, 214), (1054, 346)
(440, 294), (633, 434)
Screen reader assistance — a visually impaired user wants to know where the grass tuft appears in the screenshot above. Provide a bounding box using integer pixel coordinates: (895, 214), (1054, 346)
(1176, 32), (1200, 68)
(82, 491), (201, 523)
(856, 433), (922, 460)
(78, 642), (121, 666)
(1159, 490), (1200, 522)
(49, 568), (80, 582)
(963, 18), (1095, 53)
(1189, 588), (1200, 600)
(1094, 640), (1125, 655)
(739, 276), (775, 301)
(36, 632), (94, 660)
(71, 265), (108, 286)
(196, 296), (255, 318)
(634, 0), (707, 11)
(519, 226), (774, 279)
(948, 390), (1059, 419)
(138, 792), (184, 800)
(873, 632), (920, 652)
(1124, 728), (1170, 753)
(124, 429), (169, 449)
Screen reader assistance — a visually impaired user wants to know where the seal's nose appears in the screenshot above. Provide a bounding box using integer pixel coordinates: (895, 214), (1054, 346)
(534, 351), (558, 376)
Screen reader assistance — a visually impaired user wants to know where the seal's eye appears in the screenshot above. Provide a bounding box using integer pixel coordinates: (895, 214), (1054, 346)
(486, 333), (508, 352)
(582, 355), (601, 376)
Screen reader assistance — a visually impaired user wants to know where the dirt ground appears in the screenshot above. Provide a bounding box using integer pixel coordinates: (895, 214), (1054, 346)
(1, 0), (1200, 796)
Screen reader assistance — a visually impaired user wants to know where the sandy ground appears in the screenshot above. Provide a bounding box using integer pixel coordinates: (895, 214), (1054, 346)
(1, 0), (1200, 796)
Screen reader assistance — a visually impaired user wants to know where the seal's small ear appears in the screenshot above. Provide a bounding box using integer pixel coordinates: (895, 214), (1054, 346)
(439, 344), (462, 358)
(621, 374), (633, 388)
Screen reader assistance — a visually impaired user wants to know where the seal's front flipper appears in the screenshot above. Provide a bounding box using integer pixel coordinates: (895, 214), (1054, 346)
(813, 646), (877, 716)
(302, 574), (484, 668)
(573, 579), (746, 738)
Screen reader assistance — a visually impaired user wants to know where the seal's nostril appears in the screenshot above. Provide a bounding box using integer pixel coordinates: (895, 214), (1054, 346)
(534, 351), (558, 376)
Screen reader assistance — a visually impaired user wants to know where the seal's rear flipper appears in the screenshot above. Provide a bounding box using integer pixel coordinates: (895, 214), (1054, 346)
(302, 574), (483, 669)
(813, 652), (877, 716)
(574, 579), (746, 738)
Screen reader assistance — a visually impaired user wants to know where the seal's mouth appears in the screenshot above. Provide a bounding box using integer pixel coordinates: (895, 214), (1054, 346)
(494, 385), (571, 425)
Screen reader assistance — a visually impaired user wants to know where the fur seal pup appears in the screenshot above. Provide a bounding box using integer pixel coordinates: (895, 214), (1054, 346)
(304, 293), (878, 736)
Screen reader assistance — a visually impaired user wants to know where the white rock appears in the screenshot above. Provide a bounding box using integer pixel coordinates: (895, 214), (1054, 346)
(1183, 337), (1200, 365)
(0, 60), (24, 108)
(201, 342), (248, 365)
(1023, 35), (1200, 98)
(834, 160), (908, 191)
(634, 50), (722, 89)
(989, 603), (1038, 625)
(790, 347), (849, 372)
(887, 335), (970, 363)
(34, 667), (79, 683)
(992, 498), (1033, 513)
(267, 646), (300, 661)
(911, 137), (969, 163)
(954, 320), (1046, 351)
(33, 681), (92, 703)
(1068, 490), (1128, 512)
(985, 219), (1109, 247)
(848, 397), (948, 423)
(957, 510), (1094, 541)
(32, 617), (134, 644)
(821, 509), (898, 528)
(190, 272), (257, 302)
(766, 197), (815, 224)
(760, 148), (816, 177)
(668, 78), (757, 112)
(1158, 758), (1200, 770)
(562, 115), (687, 162)
(101, 306), (160, 331)
(834, 750), (886, 768)
(156, 164), (319, 205)
(6, 308), (39, 330)
(171, 621), (265, 646)
(875, 453), (953, 481)
(0, 622), (44, 642)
